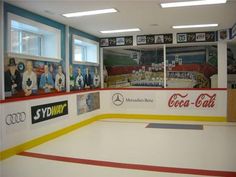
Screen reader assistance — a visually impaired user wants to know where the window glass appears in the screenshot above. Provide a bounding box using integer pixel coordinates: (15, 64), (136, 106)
(8, 13), (61, 60)
(73, 35), (99, 64)
(11, 28), (41, 56)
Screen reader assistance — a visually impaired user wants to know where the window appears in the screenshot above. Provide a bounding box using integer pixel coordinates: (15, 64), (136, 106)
(11, 27), (42, 56)
(74, 44), (87, 62)
(73, 35), (99, 65)
(8, 13), (61, 61)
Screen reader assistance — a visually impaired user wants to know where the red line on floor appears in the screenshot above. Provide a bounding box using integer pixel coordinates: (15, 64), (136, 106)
(18, 151), (236, 177)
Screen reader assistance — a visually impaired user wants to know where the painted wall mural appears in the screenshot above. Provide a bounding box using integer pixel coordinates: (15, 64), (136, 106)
(103, 45), (218, 88)
(227, 43), (236, 89)
(69, 65), (100, 91)
(4, 57), (66, 98)
(166, 46), (218, 88)
(103, 48), (164, 88)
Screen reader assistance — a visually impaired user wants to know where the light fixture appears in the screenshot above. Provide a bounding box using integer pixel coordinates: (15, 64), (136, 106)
(172, 24), (218, 29)
(161, 0), (227, 8)
(100, 28), (141, 34)
(62, 8), (117, 18)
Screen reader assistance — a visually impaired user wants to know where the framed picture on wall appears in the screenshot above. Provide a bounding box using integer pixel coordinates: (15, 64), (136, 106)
(116, 37), (125, 46)
(177, 34), (187, 43)
(196, 33), (206, 42)
(155, 35), (164, 44)
(137, 36), (147, 45)
(218, 29), (229, 41)
(100, 39), (109, 47)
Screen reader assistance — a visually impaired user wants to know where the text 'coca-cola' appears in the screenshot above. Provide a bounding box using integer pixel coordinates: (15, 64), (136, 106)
(168, 93), (216, 108)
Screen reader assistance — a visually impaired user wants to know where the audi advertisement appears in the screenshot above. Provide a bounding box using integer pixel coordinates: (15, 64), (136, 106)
(31, 100), (68, 124)
(5, 112), (26, 125)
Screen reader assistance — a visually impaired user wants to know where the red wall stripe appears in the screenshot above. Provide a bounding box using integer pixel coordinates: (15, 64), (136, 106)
(0, 88), (227, 104)
(19, 151), (236, 177)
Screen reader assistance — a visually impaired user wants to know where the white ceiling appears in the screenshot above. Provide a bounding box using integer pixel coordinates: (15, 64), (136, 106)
(5, 0), (236, 38)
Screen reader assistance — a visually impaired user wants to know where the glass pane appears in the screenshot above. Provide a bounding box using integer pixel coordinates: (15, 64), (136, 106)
(74, 38), (98, 63)
(74, 45), (86, 62)
(21, 31), (41, 56)
(9, 16), (61, 59)
(10, 29), (20, 53)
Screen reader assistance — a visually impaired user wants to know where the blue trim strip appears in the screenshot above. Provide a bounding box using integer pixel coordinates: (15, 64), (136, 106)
(4, 2), (66, 60)
(4, 3), (65, 30)
(69, 27), (99, 42)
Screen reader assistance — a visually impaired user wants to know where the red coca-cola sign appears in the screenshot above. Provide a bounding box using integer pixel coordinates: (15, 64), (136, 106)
(168, 93), (216, 108)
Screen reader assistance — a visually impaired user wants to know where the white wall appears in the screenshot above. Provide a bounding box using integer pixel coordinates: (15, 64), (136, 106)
(0, 89), (227, 151)
(0, 0), (4, 100)
(0, 91), (102, 151)
(100, 90), (227, 117)
(218, 41), (227, 88)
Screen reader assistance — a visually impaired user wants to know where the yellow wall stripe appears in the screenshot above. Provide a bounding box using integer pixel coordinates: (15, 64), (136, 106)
(0, 114), (226, 160)
(101, 114), (227, 122)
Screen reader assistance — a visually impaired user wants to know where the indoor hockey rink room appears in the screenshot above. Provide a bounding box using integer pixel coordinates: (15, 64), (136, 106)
(1, 0), (236, 177)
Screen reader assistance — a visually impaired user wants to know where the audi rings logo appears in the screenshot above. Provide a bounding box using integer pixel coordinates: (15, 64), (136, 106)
(112, 93), (124, 106)
(5, 112), (26, 125)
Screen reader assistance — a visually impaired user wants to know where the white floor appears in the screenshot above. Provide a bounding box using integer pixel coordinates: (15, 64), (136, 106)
(2, 119), (236, 177)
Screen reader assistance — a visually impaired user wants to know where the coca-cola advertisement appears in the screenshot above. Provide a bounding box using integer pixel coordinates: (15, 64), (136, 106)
(168, 93), (216, 109)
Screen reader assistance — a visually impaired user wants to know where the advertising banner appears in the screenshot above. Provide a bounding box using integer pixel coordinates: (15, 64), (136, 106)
(164, 90), (226, 117)
(177, 31), (216, 43)
(3, 102), (28, 134)
(31, 100), (68, 124)
(111, 91), (157, 110)
(137, 33), (173, 45)
(108, 90), (226, 117)
(100, 36), (133, 47)
(77, 92), (100, 115)
(167, 92), (217, 109)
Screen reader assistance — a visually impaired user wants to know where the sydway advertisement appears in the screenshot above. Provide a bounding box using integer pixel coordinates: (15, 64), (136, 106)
(31, 101), (68, 124)
(77, 92), (100, 115)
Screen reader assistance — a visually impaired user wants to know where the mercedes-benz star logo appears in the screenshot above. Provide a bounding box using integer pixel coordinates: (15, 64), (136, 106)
(112, 93), (124, 106)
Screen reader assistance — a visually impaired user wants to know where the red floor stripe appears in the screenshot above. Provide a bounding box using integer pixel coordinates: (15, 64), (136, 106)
(18, 151), (236, 177)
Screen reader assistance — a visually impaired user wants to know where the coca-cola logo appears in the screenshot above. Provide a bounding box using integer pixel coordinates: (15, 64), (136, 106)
(168, 93), (216, 108)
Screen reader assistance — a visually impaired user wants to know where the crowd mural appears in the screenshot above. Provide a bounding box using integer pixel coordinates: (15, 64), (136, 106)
(4, 57), (101, 98)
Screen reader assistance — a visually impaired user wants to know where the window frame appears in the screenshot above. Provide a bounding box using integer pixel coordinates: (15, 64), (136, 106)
(72, 34), (99, 66)
(7, 12), (62, 62)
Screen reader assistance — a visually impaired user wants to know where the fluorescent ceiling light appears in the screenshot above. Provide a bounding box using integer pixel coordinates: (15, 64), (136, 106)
(100, 28), (141, 34)
(161, 0), (227, 8)
(173, 24), (218, 29)
(63, 8), (117, 18)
